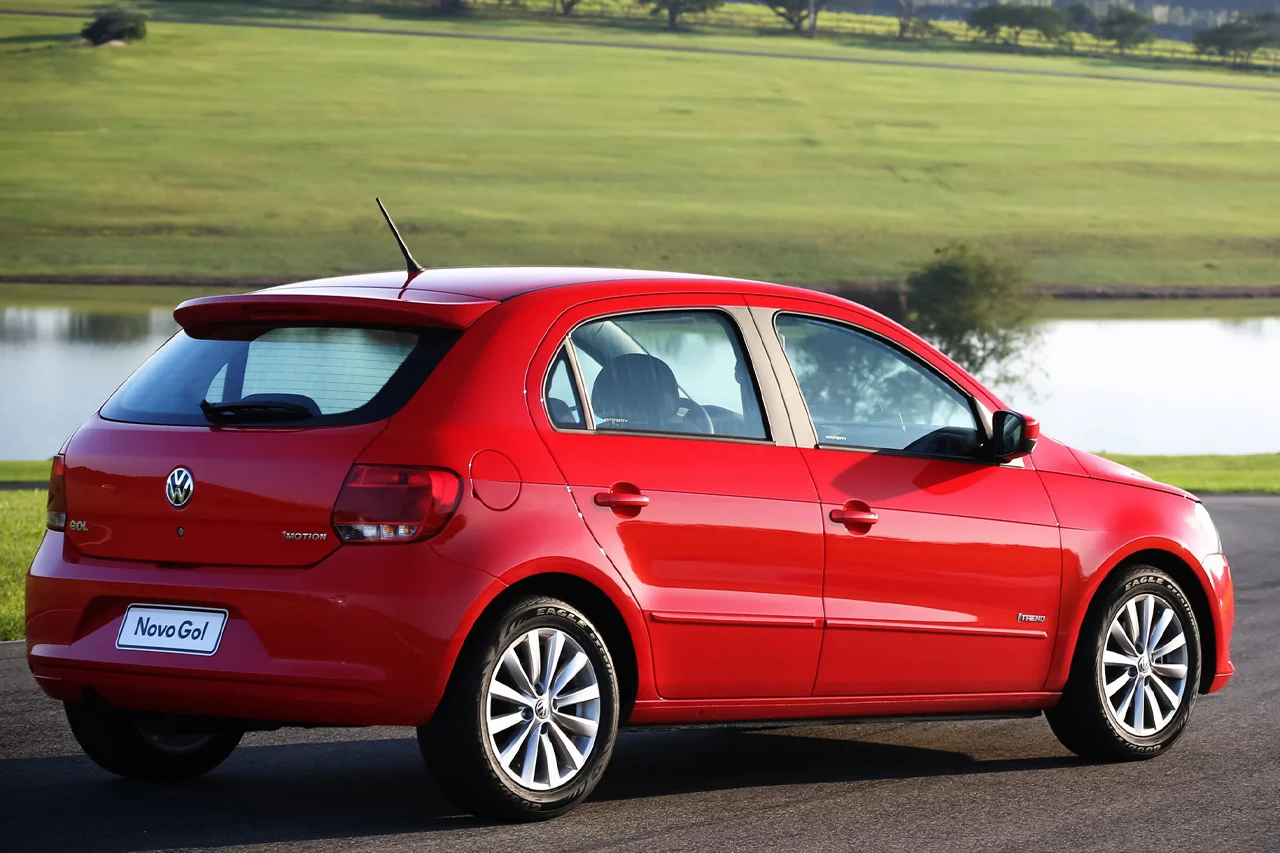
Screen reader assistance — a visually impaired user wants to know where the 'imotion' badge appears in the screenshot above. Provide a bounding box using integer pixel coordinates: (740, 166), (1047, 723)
(282, 531), (328, 541)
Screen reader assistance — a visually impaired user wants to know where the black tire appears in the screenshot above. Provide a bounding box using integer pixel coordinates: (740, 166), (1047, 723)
(1047, 565), (1201, 761)
(419, 595), (620, 821)
(65, 702), (243, 780)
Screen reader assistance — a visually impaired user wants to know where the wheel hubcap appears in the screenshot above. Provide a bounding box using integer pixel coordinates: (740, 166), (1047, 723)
(1102, 593), (1189, 737)
(485, 627), (602, 791)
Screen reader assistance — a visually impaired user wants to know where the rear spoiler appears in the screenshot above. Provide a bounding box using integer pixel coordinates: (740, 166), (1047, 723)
(174, 286), (496, 334)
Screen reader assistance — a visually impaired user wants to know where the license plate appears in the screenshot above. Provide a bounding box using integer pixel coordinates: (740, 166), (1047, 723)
(116, 605), (228, 656)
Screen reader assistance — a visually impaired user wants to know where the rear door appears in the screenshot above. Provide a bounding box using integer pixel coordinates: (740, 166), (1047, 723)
(65, 323), (457, 567)
(747, 296), (1062, 697)
(529, 295), (825, 700)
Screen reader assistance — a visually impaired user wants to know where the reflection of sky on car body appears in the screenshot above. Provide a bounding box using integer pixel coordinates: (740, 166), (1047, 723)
(1, 308), (1277, 458)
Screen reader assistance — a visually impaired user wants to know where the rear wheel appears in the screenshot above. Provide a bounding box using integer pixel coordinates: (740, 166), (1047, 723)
(419, 595), (619, 821)
(1047, 565), (1201, 761)
(65, 702), (243, 779)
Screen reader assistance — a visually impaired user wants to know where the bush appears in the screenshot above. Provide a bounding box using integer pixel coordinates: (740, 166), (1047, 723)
(81, 3), (148, 45)
(904, 243), (1039, 382)
(903, 17), (948, 40)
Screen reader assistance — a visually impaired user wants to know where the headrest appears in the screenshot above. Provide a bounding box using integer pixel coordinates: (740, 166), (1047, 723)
(591, 353), (679, 429)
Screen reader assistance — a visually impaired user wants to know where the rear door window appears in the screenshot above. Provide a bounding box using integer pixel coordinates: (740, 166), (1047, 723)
(102, 324), (458, 427)
(567, 310), (768, 440)
(544, 347), (586, 429)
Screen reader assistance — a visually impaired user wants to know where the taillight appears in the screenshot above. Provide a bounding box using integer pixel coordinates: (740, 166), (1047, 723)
(331, 465), (462, 543)
(47, 455), (67, 532)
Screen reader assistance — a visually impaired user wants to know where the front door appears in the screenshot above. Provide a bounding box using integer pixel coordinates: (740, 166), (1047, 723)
(750, 298), (1062, 697)
(530, 297), (825, 700)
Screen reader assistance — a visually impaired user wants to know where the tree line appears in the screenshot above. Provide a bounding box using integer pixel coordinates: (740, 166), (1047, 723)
(171, 0), (1275, 68)
(949, 3), (1279, 60)
(1193, 12), (1280, 66)
(638, 0), (1279, 68)
(960, 4), (1156, 54)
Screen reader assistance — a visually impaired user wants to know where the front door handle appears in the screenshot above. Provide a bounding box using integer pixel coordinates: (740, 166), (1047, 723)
(595, 482), (649, 516)
(830, 500), (878, 528)
(595, 492), (650, 509)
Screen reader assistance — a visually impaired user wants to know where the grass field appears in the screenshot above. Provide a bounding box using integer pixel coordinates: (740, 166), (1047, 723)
(0, 283), (237, 311)
(0, 491), (41, 641)
(1, 453), (1274, 640)
(1102, 454), (1280, 496)
(2, 7), (1279, 287)
(0, 461), (51, 482)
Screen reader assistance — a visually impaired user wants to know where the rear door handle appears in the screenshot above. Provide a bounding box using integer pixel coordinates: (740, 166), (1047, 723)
(595, 483), (649, 515)
(830, 500), (878, 528)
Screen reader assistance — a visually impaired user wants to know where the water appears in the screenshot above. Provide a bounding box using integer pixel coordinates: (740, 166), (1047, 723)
(1, 306), (1277, 460)
(1, 308), (176, 460)
(992, 317), (1280, 456)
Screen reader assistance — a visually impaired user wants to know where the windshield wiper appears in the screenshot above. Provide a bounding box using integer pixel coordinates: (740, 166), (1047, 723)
(200, 399), (313, 424)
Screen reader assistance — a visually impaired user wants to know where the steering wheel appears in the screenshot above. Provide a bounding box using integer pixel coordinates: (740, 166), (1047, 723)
(674, 397), (715, 435)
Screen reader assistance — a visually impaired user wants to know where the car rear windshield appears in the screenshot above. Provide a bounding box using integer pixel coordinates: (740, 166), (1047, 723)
(101, 324), (459, 427)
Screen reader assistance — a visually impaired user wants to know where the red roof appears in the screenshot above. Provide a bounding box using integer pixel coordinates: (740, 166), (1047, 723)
(264, 267), (751, 304)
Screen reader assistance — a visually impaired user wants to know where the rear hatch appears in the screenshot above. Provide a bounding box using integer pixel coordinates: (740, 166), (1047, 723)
(63, 295), (471, 567)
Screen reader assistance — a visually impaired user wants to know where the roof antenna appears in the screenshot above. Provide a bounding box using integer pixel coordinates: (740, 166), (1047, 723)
(376, 197), (425, 276)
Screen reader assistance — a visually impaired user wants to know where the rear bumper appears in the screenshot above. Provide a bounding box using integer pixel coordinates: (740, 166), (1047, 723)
(25, 533), (501, 726)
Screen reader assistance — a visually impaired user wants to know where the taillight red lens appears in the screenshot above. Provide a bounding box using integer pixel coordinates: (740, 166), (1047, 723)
(47, 455), (67, 532)
(331, 465), (462, 543)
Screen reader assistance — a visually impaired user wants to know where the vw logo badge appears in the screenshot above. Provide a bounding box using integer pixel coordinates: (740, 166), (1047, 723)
(165, 467), (194, 509)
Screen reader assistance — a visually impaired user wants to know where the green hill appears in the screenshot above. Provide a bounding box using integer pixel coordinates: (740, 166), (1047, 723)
(1, 6), (1278, 286)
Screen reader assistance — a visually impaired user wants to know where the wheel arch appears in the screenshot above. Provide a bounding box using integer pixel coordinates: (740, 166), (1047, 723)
(1058, 545), (1218, 695)
(432, 566), (649, 724)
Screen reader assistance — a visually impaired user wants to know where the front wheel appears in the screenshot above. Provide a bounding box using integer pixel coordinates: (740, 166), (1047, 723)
(419, 595), (619, 821)
(1047, 565), (1201, 761)
(65, 702), (243, 779)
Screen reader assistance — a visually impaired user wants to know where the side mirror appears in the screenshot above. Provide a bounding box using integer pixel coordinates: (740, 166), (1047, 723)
(989, 410), (1040, 461)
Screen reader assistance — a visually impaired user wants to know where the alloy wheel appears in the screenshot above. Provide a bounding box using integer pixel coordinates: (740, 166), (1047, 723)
(1102, 593), (1190, 737)
(485, 627), (602, 791)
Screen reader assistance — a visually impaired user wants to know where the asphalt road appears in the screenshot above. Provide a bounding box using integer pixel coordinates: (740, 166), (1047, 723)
(1, 494), (1276, 852)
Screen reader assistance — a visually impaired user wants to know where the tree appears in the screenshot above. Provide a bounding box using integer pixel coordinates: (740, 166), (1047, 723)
(1098, 6), (1153, 55)
(1194, 14), (1280, 68)
(81, 2), (147, 45)
(1058, 2), (1097, 50)
(967, 4), (1068, 47)
(966, 4), (1010, 42)
(1028, 6), (1069, 44)
(555, 0), (583, 15)
(639, 0), (724, 31)
(1065, 2), (1097, 36)
(904, 244), (1040, 383)
(896, 0), (917, 40)
(763, 0), (830, 35)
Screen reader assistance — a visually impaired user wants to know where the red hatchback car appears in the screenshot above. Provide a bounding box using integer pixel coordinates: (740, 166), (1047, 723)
(27, 266), (1234, 820)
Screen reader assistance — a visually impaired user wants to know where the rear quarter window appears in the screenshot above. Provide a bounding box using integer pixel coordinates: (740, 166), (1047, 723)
(102, 324), (458, 427)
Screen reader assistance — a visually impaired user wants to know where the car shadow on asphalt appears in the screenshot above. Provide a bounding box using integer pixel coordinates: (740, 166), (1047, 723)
(0, 726), (1078, 851)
